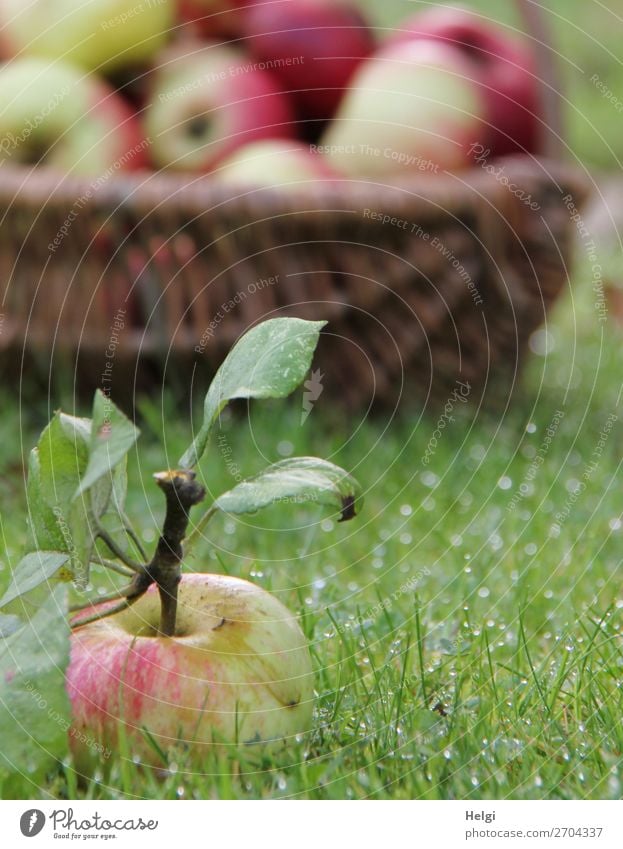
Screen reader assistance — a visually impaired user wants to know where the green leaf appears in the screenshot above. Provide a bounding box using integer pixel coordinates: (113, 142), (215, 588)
(0, 615), (21, 638)
(0, 585), (70, 797)
(38, 412), (91, 507)
(213, 457), (362, 521)
(75, 390), (139, 498)
(0, 552), (70, 609)
(33, 396), (138, 588)
(26, 448), (69, 554)
(180, 318), (326, 469)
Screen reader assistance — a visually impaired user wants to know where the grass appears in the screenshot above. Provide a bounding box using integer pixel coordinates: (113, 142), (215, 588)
(1, 0), (623, 804)
(2, 267), (623, 799)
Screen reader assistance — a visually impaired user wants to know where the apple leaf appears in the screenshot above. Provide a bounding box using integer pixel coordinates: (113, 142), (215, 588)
(0, 585), (71, 798)
(0, 552), (70, 610)
(26, 448), (69, 554)
(213, 457), (362, 521)
(0, 615), (21, 638)
(180, 318), (327, 469)
(32, 394), (139, 587)
(75, 390), (139, 497)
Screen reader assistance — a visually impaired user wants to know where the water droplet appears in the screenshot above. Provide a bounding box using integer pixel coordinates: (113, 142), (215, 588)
(524, 543), (537, 556)
(529, 328), (555, 355)
(399, 532), (412, 545)
(498, 476), (512, 491)
(609, 517), (622, 531)
(526, 422), (537, 434)
(420, 471), (439, 488)
(400, 504), (413, 517)
(321, 518), (334, 533)
(277, 440), (294, 457)
(478, 587), (490, 598)
(451, 534), (463, 547)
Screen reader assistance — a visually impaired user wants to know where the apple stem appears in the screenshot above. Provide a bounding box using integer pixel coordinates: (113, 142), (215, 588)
(149, 470), (206, 637)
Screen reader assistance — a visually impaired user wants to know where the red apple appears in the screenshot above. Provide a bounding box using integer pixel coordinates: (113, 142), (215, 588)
(319, 39), (486, 177)
(389, 7), (542, 157)
(0, 58), (147, 176)
(214, 138), (337, 188)
(67, 572), (314, 772)
(177, 0), (255, 39)
(143, 41), (296, 172)
(241, 0), (375, 126)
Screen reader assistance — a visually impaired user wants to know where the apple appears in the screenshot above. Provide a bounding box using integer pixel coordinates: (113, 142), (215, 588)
(0, 58), (147, 176)
(143, 41), (296, 172)
(241, 0), (375, 125)
(389, 7), (542, 157)
(67, 572), (314, 771)
(319, 39), (486, 177)
(214, 138), (337, 188)
(0, 0), (174, 74)
(177, 0), (255, 39)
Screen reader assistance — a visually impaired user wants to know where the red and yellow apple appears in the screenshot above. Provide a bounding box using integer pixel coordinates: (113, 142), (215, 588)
(241, 0), (375, 124)
(67, 573), (314, 771)
(0, 58), (147, 176)
(143, 41), (296, 172)
(214, 138), (337, 188)
(319, 39), (486, 177)
(389, 6), (542, 157)
(0, 0), (174, 73)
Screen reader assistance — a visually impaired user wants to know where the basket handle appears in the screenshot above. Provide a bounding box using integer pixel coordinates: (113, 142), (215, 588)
(514, 0), (564, 159)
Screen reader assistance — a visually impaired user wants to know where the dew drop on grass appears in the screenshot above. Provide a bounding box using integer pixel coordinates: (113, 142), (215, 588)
(524, 543), (537, 556)
(400, 504), (413, 517)
(277, 440), (294, 457)
(372, 558), (383, 570)
(526, 422), (537, 434)
(478, 587), (490, 598)
(497, 476), (512, 491)
(464, 566), (472, 574)
(423, 498), (435, 512)
(451, 534), (463, 547)
(399, 533), (412, 545)
(420, 471), (439, 488)
(544, 590), (553, 599)
(321, 518), (334, 533)
(142, 528), (156, 543)
(313, 578), (326, 590)
(176, 786), (185, 797)
(224, 520), (236, 535)
(609, 517), (622, 531)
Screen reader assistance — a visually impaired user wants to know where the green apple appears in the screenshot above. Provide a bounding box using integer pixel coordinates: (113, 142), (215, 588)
(214, 139), (337, 188)
(67, 573), (314, 771)
(0, 58), (147, 175)
(0, 0), (174, 73)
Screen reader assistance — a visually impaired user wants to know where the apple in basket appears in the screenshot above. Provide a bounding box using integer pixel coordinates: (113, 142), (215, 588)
(213, 138), (338, 188)
(0, 58), (147, 176)
(241, 0), (376, 125)
(177, 0), (257, 39)
(143, 41), (296, 172)
(319, 38), (487, 177)
(389, 6), (542, 157)
(0, 0), (174, 73)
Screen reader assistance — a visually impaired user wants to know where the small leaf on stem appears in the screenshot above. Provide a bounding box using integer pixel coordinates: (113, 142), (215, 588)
(212, 457), (362, 520)
(180, 318), (326, 469)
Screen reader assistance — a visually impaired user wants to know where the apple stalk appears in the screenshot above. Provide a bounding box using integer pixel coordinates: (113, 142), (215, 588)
(149, 470), (206, 636)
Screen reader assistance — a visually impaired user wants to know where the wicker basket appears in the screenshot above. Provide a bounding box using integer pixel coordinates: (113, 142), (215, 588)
(0, 4), (589, 409)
